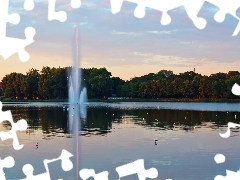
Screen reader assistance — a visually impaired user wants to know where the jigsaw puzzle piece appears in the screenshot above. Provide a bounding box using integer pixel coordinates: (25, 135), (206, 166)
(130, 0), (179, 21)
(110, 0), (240, 35)
(48, 0), (67, 22)
(219, 122), (240, 138)
(110, 0), (205, 27)
(0, 102), (28, 150)
(71, 0), (81, 8)
(48, 0), (81, 21)
(79, 169), (109, 180)
(24, 0), (35, 11)
(207, 0), (240, 22)
(152, 0), (186, 25)
(22, 164), (50, 180)
(0, 26), (35, 62)
(232, 22), (240, 36)
(134, 3), (146, 19)
(0, 156), (15, 180)
(232, 83), (240, 95)
(215, 170), (240, 180)
(110, 0), (184, 24)
(0, 1), (35, 62)
(0, 1), (20, 37)
(110, 0), (124, 14)
(207, 0), (240, 36)
(116, 159), (158, 180)
(182, 0), (207, 29)
(54, 149), (74, 171)
(21, 149), (74, 180)
(3, 119), (27, 150)
(6, 12), (20, 26)
(111, 0), (146, 18)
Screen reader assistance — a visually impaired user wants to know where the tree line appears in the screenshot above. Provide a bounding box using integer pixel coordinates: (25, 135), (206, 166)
(0, 67), (240, 100)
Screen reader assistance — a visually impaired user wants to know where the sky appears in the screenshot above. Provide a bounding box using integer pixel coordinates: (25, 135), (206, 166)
(0, 0), (240, 81)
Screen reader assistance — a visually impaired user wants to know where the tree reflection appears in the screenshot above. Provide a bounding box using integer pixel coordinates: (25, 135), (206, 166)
(2, 106), (240, 136)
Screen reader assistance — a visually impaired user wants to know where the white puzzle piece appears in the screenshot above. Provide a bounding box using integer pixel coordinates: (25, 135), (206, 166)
(21, 149), (74, 180)
(0, 102), (28, 150)
(116, 159), (158, 180)
(0, 156), (15, 180)
(0, 0), (35, 62)
(110, 0), (240, 36)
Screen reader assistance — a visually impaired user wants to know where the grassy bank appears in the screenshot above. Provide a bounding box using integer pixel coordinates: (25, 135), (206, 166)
(1, 98), (240, 103)
(104, 98), (240, 103)
(0, 98), (67, 102)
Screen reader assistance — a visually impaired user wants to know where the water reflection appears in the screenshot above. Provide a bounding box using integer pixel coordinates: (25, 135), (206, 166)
(1, 104), (240, 180)
(1, 106), (240, 138)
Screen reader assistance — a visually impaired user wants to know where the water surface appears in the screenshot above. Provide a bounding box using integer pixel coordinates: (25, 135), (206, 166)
(1, 102), (240, 179)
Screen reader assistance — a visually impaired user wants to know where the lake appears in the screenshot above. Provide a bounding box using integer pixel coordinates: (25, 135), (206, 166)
(1, 102), (240, 180)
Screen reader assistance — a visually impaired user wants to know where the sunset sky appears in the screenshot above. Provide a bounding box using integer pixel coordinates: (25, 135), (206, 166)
(0, 0), (240, 80)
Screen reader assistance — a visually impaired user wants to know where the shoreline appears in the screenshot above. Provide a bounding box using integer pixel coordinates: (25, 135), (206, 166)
(1, 98), (240, 103)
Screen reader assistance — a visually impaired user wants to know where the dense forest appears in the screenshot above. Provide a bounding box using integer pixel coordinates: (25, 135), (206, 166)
(0, 66), (240, 100)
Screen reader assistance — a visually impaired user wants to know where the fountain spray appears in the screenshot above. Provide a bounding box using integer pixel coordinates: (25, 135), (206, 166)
(68, 22), (81, 179)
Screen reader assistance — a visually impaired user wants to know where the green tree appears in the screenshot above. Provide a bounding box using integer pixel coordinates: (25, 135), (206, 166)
(25, 68), (40, 99)
(191, 74), (202, 99)
(38, 66), (55, 99)
(156, 70), (174, 79)
(111, 77), (125, 96)
(4, 88), (14, 99)
(181, 80), (191, 98)
(171, 77), (183, 98)
(0, 88), (3, 97)
(199, 76), (211, 99)
(225, 71), (240, 98)
(156, 79), (167, 98)
(1, 72), (26, 99)
(139, 81), (151, 98)
(87, 68), (113, 98)
(48, 68), (68, 99)
(209, 73), (227, 99)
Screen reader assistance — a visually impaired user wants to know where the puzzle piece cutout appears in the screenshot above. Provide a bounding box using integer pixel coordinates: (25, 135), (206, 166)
(110, 0), (208, 28)
(0, 156), (15, 180)
(48, 0), (67, 22)
(207, 0), (239, 31)
(0, 0), (36, 62)
(215, 170), (240, 180)
(71, 0), (82, 9)
(24, 0), (35, 11)
(21, 149), (73, 180)
(214, 71), (240, 180)
(0, 102), (28, 150)
(214, 154), (240, 179)
(110, 0), (240, 36)
(220, 83), (240, 138)
(219, 122), (240, 138)
(116, 159), (158, 180)
(207, 0), (240, 36)
(232, 83), (240, 95)
(48, 0), (81, 22)
(214, 154), (226, 164)
(79, 169), (109, 180)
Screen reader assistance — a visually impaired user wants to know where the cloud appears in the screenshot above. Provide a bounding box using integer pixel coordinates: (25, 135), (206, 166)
(132, 51), (209, 67)
(146, 30), (178, 34)
(1, 0), (240, 81)
(112, 30), (140, 35)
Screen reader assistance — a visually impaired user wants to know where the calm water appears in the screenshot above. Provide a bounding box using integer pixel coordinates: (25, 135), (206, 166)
(1, 102), (240, 180)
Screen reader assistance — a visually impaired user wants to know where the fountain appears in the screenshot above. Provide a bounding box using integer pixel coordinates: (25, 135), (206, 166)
(68, 23), (87, 179)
